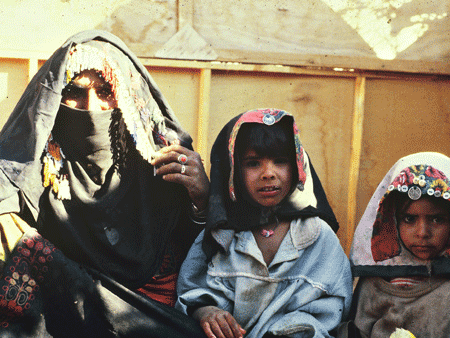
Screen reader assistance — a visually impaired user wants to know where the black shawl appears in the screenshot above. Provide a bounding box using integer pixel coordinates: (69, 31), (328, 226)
(0, 30), (197, 289)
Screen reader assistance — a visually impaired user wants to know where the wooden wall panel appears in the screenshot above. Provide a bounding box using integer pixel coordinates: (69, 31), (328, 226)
(0, 59), (28, 129)
(145, 66), (201, 147)
(355, 78), (450, 231)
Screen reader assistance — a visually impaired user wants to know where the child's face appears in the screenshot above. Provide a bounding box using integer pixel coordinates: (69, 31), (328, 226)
(398, 196), (450, 261)
(241, 148), (294, 208)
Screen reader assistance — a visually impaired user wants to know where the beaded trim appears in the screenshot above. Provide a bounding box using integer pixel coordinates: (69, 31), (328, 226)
(386, 164), (450, 201)
(65, 43), (166, 162)
(42, 136), (71, 200)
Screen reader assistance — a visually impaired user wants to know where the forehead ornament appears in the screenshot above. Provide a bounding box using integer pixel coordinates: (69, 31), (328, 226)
(407, 186), (421, 200)
(262, 114), (276, 125)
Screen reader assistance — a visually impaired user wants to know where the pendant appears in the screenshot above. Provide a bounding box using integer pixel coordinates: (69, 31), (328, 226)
(105, 227), (120, 246)
(261, 229), (274, 238)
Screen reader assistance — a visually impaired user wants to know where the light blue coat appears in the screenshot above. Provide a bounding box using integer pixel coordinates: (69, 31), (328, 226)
(176, 217), (352, 338)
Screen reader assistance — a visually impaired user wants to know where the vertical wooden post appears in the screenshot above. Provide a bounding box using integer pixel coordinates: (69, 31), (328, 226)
(177, 0), (194, 31)
(28, 58), (38, 83)
(346, 76), (366, 255)
(197, 68), (211, 170)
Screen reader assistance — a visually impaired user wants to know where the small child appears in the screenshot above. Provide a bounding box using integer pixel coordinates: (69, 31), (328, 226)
(346, 152), (450, 338)
(176, 109), (352, 338)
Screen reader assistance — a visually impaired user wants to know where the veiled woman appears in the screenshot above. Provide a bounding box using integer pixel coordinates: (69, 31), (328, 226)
(0, 30), (208, 337)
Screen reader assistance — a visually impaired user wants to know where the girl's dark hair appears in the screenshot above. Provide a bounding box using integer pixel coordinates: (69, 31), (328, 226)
(235, 119), (296, 161)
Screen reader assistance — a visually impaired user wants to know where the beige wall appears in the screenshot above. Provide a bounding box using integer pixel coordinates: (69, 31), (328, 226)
(150, 66), (450, 251)
(148, 67), (201, 140)
(356, 77), (450, 226)
(0, 59), (28, 128)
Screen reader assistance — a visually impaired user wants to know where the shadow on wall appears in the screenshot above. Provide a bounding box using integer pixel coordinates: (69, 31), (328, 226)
(95, 0), (178, 56)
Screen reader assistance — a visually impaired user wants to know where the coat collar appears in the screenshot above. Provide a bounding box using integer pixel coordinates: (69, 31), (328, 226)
(211, 217), (321, 266)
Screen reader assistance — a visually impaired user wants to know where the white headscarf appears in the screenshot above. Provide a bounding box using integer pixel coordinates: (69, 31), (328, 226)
(350, 152), (450, 277)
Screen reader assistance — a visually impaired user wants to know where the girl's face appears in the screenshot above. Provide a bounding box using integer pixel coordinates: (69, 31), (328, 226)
(241, 148), (294, 208)
(63, 70), (116, 110)
(398, 196), (450, 261)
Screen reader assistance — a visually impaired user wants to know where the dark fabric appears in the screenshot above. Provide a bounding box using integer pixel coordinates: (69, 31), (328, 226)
(0, 30), (203, 336)
(352, 259), (450, 278)
(308, 159), (339, 230)
(335, 321), (363, 338)
(52, 104), (114, 171)
(0, 30), (197, 289)
(202, 110), (339, 258)
(38, 149), (190, 288)
(351, 264), (429, 278)
(0, 231), (206, 338)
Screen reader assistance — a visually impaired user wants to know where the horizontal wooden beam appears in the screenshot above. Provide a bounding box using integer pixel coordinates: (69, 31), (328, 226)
(141, 57), (449, 81)
(215, 49), (450, 76)
(1, 48), (449, 80)
(0, 50), (51, 60)
(132, 44), (450, 76)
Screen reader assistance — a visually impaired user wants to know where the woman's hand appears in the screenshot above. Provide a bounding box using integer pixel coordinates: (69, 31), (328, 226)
(0, 213), (32, 264)
(151, 144), (210, 211)
(193, 306), (246, 338)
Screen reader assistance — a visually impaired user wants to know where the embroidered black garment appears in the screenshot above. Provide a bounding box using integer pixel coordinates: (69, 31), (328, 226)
(0, 30), (204, 337)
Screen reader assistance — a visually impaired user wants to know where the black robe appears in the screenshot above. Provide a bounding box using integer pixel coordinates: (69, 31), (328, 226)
(0, 30), (205, 337)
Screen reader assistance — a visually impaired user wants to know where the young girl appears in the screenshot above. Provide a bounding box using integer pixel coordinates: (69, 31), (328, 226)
(347, 152), (450, 338)
(176, 109), (352, 338)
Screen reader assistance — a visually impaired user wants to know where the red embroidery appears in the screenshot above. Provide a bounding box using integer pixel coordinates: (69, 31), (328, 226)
(0, 233), (55, 327)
